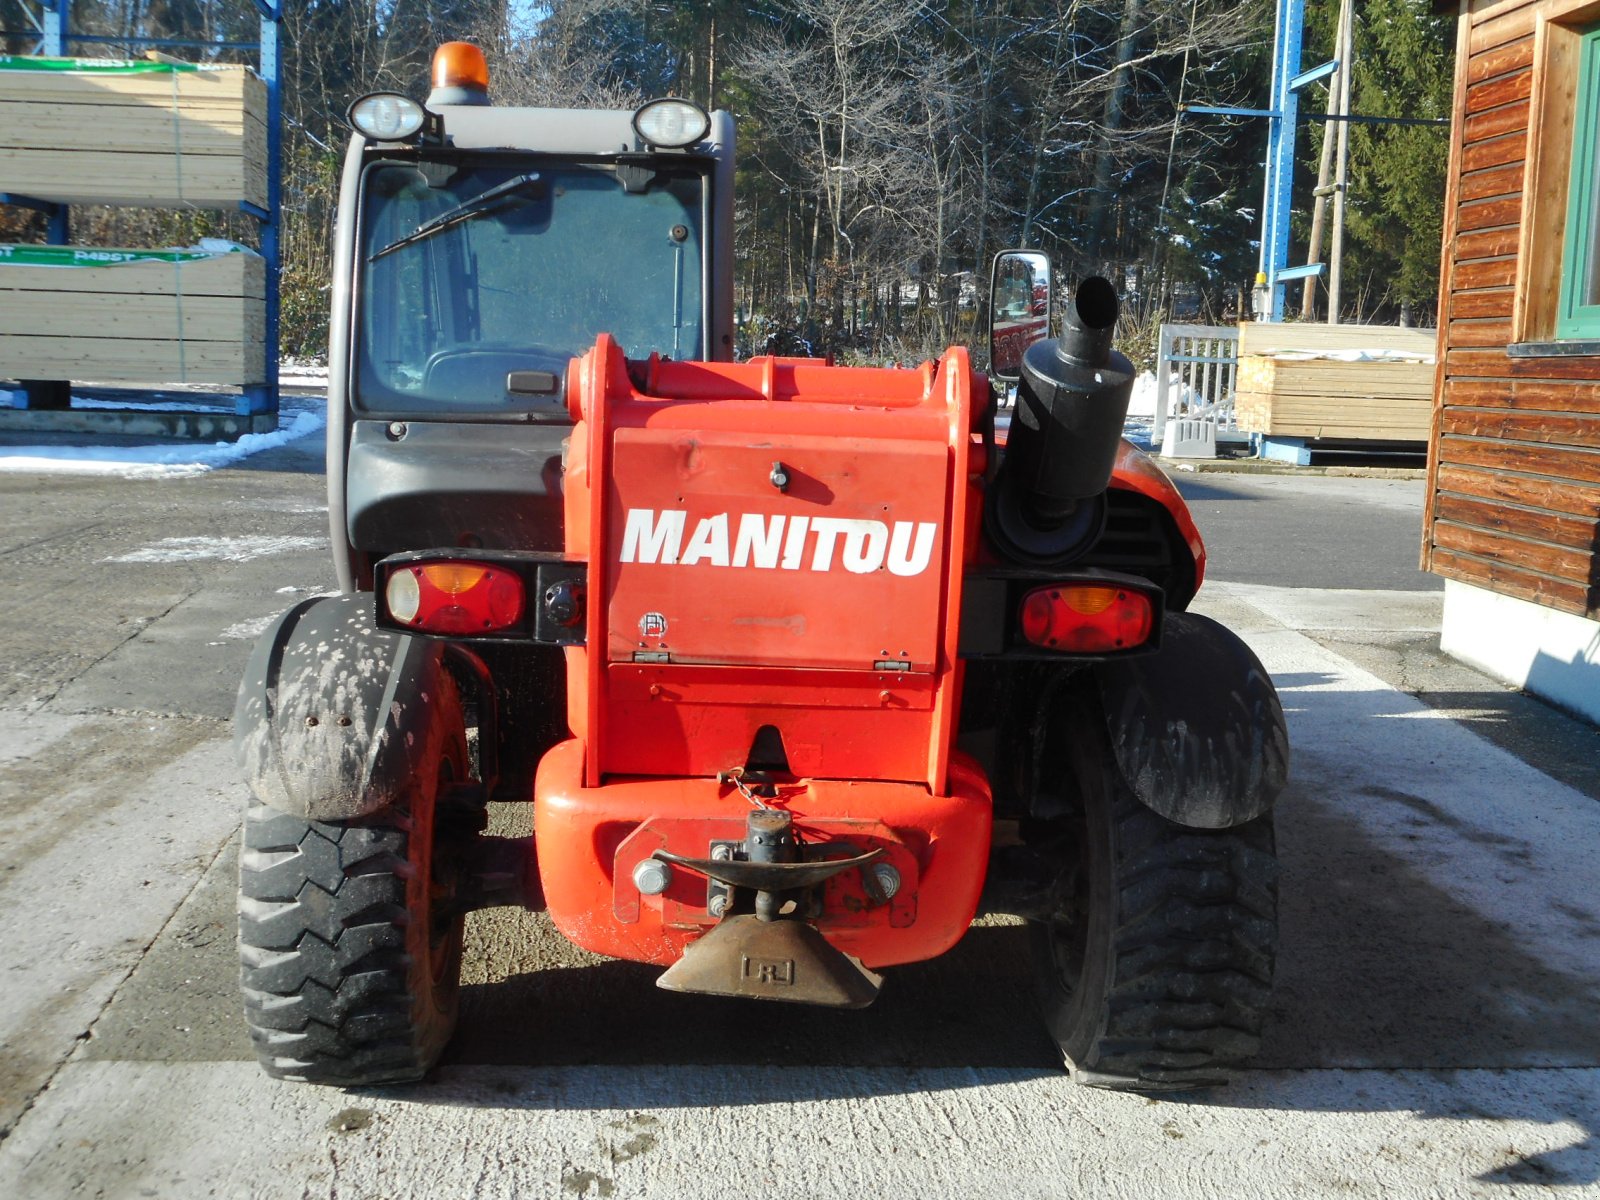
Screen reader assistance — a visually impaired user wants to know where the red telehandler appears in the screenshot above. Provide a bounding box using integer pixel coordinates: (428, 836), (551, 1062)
(235, 44), (1287, 1093)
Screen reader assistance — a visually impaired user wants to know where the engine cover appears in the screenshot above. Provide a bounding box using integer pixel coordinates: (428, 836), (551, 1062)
(562, 337), (985, 790)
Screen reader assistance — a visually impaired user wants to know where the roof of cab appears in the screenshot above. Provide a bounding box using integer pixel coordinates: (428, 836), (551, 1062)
(425, 105), (733, 159)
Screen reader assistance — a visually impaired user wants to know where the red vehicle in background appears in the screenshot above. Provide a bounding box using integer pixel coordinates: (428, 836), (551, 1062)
(989, 250), (1050, 375)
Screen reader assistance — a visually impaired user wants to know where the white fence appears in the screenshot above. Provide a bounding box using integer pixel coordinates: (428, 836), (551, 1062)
(1154, 323), (1241, 452)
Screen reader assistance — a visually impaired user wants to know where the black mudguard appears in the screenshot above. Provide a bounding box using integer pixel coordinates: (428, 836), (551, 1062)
(1094, 611), (1288, 829)
(233, 593), (454, 822)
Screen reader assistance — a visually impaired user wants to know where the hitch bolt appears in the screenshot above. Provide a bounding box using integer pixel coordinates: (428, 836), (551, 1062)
(871, 863), (902, 900)
(632, 859), (673, 896)
(711, 844), (734, 862)
(707, 893), (729, 918)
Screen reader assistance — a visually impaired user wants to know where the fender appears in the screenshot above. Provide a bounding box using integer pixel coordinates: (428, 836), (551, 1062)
(233, 593), (454, 822)
(1109, 440), (1207, 596)
(1094, 612), (1288, 829)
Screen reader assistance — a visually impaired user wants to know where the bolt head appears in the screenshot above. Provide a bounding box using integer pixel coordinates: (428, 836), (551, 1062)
(632, 859), (673, 896)
(871, 863), (902, 900)
(707, 893), (729, 918)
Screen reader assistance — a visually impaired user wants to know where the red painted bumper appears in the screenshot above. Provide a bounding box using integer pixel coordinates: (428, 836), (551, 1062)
(532, 738), (993, 970)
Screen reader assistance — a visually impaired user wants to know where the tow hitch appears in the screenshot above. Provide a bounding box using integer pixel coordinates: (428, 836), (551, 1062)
(654, 807), (885, 1008)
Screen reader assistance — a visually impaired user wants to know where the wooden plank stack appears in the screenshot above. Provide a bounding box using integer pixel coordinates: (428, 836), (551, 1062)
(0, 58), (267, 209)
(1233, 322), (1439, 441)
(0, 248), (266, 385)
(0, 56), (268, 390)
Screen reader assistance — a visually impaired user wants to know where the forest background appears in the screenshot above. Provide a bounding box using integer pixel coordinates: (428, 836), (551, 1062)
(0, 0), (1456, 367)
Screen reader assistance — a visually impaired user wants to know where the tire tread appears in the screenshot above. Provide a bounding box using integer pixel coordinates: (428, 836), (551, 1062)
(237, 802), (434, 1086)
(1077, 795), (1278, 1091)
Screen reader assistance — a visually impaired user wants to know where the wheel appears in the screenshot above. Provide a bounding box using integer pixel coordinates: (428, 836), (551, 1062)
(1030, 694), (1278, 1091)
(237, 672), (468, 1085)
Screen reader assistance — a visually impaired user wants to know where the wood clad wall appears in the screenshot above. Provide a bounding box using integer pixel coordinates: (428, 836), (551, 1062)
(1425, 0), (1600, 620)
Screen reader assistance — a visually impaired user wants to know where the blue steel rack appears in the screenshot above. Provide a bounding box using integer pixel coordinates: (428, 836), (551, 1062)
(1180, 0), (1449, 322)
(1, 0), (282, 428)
(1183, 0), (1311, 322)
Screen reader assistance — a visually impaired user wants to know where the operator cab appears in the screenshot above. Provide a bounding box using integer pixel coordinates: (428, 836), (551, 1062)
(328, 43), (736, 591)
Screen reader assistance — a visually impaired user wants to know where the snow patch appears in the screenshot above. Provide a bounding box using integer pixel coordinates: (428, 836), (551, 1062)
(0, 410), (326, 479)
(218, 616), (277, 641)
(106, 535), (325, 564)
(1126, 370), (1203, 418)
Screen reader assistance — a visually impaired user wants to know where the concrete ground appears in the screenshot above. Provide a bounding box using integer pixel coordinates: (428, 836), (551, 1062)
(0, 415), (1596, 1198)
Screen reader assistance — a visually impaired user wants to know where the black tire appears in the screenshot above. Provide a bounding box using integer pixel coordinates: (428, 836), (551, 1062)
(1031, 698), (1278, 1092)
(237, 674), (467, 1085)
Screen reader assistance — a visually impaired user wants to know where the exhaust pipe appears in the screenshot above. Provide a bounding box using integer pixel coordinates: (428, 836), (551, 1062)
(988, 277), (1135, 565)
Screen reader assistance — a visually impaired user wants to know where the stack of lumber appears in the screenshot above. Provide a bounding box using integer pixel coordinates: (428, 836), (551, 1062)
(1234, 322), (1439, 441)
(0, 57), (266, 209)
(0, 246), (265, 385)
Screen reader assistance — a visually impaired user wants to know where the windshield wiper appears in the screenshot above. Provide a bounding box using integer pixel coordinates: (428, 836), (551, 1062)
(369, 173), (544, 262)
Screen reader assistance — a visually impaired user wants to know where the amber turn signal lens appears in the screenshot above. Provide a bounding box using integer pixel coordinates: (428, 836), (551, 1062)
(1019, 584), (1153, 653)
(384, 560), (524, 635)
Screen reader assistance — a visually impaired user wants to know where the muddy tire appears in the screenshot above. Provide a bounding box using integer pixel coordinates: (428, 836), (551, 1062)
(237, 675), (467, 1085)
(1031, 701), (1278, 1091)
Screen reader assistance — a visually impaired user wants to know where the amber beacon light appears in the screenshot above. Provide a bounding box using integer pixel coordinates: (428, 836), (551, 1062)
(429, 42), (490, 106)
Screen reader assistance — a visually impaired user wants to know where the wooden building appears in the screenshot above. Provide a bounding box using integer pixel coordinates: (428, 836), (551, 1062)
(1425, 0), (1600, 722)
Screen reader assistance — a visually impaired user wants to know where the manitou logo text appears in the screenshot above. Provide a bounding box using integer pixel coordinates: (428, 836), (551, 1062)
(619, 509), (939, 577)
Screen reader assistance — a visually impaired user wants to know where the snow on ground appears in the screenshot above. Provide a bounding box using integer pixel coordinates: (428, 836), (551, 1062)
(1126, 369), (1202, 418)
(0, 390), (326, 479)
(278, 361), (330, 388)
(105, 535), (326, 565)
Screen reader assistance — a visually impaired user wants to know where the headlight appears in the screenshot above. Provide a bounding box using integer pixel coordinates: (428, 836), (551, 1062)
(347, 92), (427, 142)
(632, 98), (711, 148)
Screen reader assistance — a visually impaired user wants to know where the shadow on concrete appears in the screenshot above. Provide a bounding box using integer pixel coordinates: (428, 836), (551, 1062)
(1524, 624), (1600, 731)
(1173, 477), (1264, 504)
(446, 919), (1058, 1074)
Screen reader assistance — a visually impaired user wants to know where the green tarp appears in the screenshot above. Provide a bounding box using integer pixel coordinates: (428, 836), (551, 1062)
(0, 55), (202, 74)
(0, 244), (254, 267)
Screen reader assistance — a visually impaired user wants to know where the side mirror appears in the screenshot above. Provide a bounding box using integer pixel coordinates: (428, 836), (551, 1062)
(988, 250), (1052, 382)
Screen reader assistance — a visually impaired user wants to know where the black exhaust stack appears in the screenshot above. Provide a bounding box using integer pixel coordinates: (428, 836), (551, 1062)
(988, 277), (1135, 565)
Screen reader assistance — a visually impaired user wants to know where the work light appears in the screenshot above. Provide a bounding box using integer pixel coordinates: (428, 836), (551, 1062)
(346, 92), (426, 142)
(632, 98), (711, 148)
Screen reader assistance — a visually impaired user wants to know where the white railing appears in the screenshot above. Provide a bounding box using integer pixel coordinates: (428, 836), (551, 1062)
(1154, 323), (1240, 450)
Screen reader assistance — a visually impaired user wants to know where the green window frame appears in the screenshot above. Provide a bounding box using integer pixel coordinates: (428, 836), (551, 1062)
(1557, 24), (1600, 338)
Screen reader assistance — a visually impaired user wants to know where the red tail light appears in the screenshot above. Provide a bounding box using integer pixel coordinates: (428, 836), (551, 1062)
(1020, 584), (1153, 653)
(385, 561), (524, 635)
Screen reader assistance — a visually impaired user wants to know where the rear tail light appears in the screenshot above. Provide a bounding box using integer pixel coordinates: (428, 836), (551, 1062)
(383, 560), (524, 635)
(1020, 583), (1153, 653)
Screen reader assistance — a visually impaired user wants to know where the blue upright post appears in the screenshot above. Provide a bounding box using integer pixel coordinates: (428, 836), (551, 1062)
(1257, 0), (1305, 321)
(41, 0), (65, 55)
(239, 2), (281, 423)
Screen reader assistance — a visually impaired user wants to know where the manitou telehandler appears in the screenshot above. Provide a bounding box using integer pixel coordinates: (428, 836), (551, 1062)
(235, 43), (1287, 1092)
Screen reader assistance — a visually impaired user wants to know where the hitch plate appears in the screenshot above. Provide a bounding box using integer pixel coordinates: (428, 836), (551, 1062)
(656, 914), (883, 1008)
